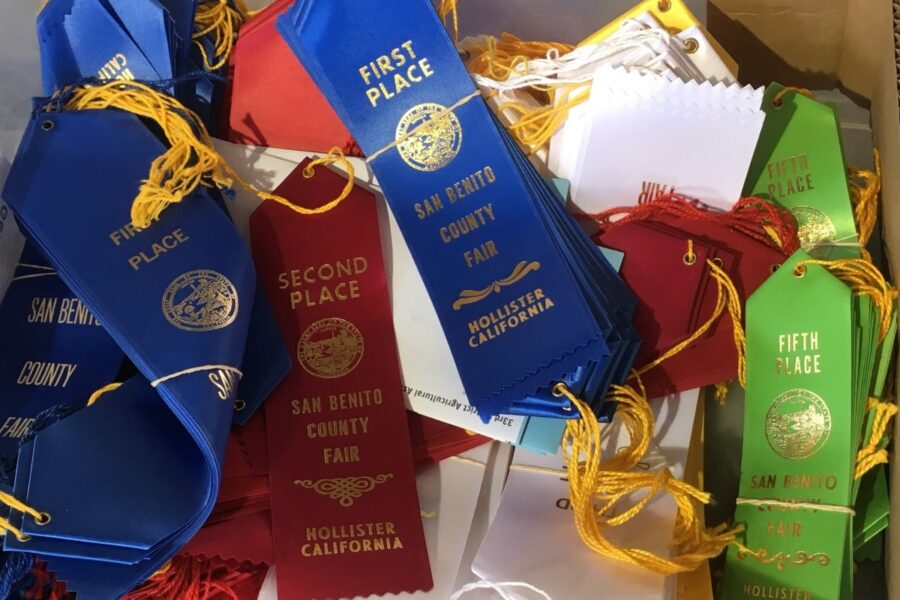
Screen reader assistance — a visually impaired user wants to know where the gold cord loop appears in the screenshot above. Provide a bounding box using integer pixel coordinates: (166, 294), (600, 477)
(48, 82), (354, 227)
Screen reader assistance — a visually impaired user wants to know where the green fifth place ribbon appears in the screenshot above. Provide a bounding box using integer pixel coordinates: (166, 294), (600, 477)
(722, 251), (879, 600)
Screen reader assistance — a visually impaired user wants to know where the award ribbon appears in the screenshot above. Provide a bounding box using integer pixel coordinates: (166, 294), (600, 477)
(722, 251), (896, 599)
(0, 246), (125, 458)
(38, 0), (292, 423)
(0, 96), (256, 597)
(277, 0), (638, 421)
(743, 85), (860, 260)
(250, 160), (432, 598)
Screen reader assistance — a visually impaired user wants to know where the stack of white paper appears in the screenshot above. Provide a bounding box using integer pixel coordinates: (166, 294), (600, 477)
(548, 12), (736, 179)
(564, 67), (764, 216)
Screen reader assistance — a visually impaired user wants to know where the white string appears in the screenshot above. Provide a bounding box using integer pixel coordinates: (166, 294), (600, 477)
(470, 22), (699, 93)
(736, 497), (856, 515)
(150, 365), (242, 387)
(16, 263), (56, 271)
(450, 580), (552, 600)
(10, 272), (57, 282)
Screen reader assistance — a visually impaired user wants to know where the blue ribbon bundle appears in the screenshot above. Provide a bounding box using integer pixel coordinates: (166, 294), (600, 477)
(36, 0), (290, 426)
(0, 102), (255, 597)
(0, 245), (126, 459)
(38, 0), (236, 132)
(277, 0), (640, 421)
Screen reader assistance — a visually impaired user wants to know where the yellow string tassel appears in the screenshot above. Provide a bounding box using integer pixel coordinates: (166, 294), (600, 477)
(86, 382), (123, 407)
(558, 257), (747, 573)
(48, 81), (354, 228)
(193, 0), (253, 71)
(795, 258), (897, 342)
(559, 383), (739, 574)
(771, 86), (814, 108)
(464, 34), (579, 154)
(437, 0), (460, 44)
(713, 381), (730, 405)
(849, 149), (882, 262)
(855, 397), (897, 479)
(636, 258), (746, 388)
(0, 490), (50, 542)
(495, 88), (587, 155)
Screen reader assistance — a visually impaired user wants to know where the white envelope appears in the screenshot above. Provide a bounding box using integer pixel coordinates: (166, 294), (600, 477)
(216, 141), (530, 445)
(470, 389), (701, 600)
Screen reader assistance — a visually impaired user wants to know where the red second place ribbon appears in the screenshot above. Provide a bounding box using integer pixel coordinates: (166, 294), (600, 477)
(250, 159), (432, 599)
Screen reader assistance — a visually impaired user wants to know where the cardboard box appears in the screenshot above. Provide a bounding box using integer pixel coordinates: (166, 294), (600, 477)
(708, 1), (900, 597)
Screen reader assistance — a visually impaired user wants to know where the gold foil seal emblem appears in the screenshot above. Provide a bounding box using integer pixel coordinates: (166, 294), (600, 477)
(765, 388), (832, 460)
(395, 103), (462, 172)
(162, 270), (239, 331)
(298, 317), (364, 379)
(791, 206), (837, 250)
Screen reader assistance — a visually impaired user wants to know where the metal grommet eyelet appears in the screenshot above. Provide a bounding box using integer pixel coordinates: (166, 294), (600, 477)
(793, 265), (807, 278)
(302, 167), (315, 179)
(552, 383), (566, 397)
(34, 512), (52, 526)
(40, 120), (55, 132)
(683, 38), (699, 54)
(16, 534), (31, 542)
(712, 257), (724, 268)
(683, 253), (697, 266)
(772, 97), (784, 110)
(234, 399), (246, 411)
(658, 0), (672, 11)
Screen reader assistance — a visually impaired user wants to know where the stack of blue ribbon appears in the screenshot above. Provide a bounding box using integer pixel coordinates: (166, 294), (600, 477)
(0, 0), (642, 596)
(277, 0), (640, 422)
(38, 0), (224, 128)
(0, 2), (291, 596)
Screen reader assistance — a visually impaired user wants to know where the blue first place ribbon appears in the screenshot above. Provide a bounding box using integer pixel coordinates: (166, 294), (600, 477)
(277, 0), (639, 422)
(0, 106), (255, 598)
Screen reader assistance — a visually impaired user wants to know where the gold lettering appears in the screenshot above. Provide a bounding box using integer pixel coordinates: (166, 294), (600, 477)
(16, 361), (78, 387)
(126, 228), (190, 271)
(28, 297), (57, 324)
(323, 445), (360, 464)
(0, 417), (35, 439)
(293, 396), (322, 415)
(208, 369), (240, 400)
(306, 417), (370, 439)
(360, 41), (434, 107)
(464, 240), (499, 268)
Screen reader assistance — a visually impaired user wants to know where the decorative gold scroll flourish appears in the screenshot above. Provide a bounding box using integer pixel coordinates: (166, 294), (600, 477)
(452, 261), (541, 310)
(295, 474), (393, 507)
(735, 546), (830, 571)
